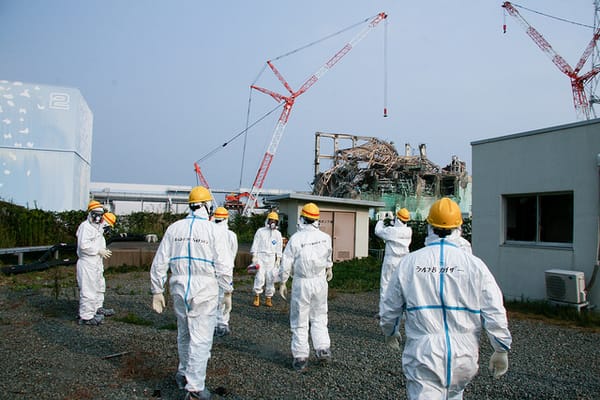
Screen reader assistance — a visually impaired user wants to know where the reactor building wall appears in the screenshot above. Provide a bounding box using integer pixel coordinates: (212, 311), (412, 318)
(0, 80), (93, 211)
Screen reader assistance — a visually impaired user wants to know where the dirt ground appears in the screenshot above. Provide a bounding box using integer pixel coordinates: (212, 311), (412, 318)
(1, 264), (599, 400)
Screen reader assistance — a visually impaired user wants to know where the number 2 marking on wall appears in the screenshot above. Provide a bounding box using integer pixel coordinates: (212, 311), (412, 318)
(49, 92), (70, 110)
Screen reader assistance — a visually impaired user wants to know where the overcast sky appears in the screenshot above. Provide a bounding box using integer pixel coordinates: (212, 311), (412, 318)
(1, 0), (597, 193)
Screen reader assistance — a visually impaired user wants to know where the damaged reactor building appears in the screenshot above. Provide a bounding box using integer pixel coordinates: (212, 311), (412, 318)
(311, 132), (471, 220)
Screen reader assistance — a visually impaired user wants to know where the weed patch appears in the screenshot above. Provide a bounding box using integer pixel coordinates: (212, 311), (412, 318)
(329, 256), (380, 293)
(114, 313), (153, 326)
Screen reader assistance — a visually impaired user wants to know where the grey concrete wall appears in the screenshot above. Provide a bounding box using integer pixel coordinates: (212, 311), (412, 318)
(472, 119), (600, 308)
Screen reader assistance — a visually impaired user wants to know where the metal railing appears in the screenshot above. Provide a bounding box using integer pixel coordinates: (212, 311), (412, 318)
(0, 245), (56, 265)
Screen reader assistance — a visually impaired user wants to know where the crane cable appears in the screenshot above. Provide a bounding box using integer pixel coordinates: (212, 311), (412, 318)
(195, 101), (283, 164)
(383, 15), (389, 117)
(197, 14), (385, 173)
(510, 2), (594, 29)
(236, 14), (384, 184)
(270, 15), (376, 62)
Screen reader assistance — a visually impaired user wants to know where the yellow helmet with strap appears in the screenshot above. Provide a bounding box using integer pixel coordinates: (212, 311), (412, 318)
(301, 203), (320, 220)
(427, 198), (463, 229)
(396, 208), (410, 222)
(103, 212), (117, 227)
(214, 207), (229, 219)
(87, 200), (103, 212)
(188, 186), (211, 203)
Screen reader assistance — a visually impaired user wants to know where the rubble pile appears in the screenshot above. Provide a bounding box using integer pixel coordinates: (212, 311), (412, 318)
(312, 136), (468, 199)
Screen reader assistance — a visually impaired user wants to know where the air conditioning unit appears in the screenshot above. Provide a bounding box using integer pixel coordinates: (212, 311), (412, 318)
(545, 269), (587, 304)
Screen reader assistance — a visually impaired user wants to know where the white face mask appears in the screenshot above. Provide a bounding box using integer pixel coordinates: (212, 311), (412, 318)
(269, 222), (277, 230)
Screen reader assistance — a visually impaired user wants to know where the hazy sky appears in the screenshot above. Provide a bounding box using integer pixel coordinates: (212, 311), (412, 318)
(1, 0), (597, 193)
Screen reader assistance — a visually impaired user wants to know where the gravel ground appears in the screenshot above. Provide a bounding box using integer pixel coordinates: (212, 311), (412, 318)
(0, 267), (599, 400)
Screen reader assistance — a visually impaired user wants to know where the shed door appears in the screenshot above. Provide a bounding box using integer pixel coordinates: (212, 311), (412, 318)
(320, 211), (355, 262)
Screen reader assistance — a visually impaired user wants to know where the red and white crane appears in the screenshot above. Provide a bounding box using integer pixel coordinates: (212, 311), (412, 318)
(242, 12), (388, 216)
(502, 2), (600, 120)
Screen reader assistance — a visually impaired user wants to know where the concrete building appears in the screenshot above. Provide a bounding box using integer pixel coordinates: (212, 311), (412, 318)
(471, 119), (600, 309)
(266, 192), (384, 261)
(0, 81), (92, 211)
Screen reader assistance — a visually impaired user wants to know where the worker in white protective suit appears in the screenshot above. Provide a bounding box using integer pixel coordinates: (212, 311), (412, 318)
(250, 211), (283, 307)
(94, 212), (117, 318)
(150, 186), (233, 400)
(76, 200), (112, 326)
(380, 198), (512, 400)
(212, 206), (238, 337)
(279, 203), (333, 372)
(374, 208), (412, 319)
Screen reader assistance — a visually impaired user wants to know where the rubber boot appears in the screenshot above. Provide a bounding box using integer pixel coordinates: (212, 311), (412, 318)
(265, 297), (273, 307)
(253, 295), (260, 307)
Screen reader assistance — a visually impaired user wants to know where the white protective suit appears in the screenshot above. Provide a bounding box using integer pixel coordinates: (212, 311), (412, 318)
(380, 229), (512, 400)
(425, 226), (472, 254)
(374, 218), (412, 316)
(76, 215), (106, 320)
(214, 220), (238, 330)
(279, 222), (333, 359)
(150, 207), (232, 393)
(251, 224), (283, 297)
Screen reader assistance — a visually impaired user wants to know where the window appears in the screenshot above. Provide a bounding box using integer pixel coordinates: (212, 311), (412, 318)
(505, 192), (573, 244)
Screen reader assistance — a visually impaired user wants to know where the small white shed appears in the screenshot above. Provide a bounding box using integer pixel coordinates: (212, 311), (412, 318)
(265, 193), (384, 261)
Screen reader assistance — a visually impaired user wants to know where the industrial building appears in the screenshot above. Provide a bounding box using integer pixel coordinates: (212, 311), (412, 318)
(0, 80), (92, 211)
(471, 118), (600, 309)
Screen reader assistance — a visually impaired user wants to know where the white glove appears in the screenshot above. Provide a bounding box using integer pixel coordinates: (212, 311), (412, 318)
(279, 283), (288, 300)
(488, 351), (509, 378)
(98, 248), (112, 259)
(384, 335), (400, 350)
(326, 268), (333, 282)
(222, 292), (232, 315)
(275, 255), (281, 268)
(152, 293), (166, 314)
(252, 255), (258, 265)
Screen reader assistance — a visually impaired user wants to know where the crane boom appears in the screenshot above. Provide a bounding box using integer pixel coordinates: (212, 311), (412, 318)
(193, 162), (210, 188)
(502, 2), (574, 76)
(502, 2), (600, 119)
(242, 12), (387, 216)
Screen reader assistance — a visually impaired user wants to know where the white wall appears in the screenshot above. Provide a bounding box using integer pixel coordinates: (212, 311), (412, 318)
(0, 81), (92, 211)
(472, 119), (600, 308)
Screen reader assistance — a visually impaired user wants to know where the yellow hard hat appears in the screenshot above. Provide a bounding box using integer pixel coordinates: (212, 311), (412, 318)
(214, 207), (229, 219)
(396, 208), (410, 222)
(103, 212), (117, 227)
(427, 198), (463, 229)
(188, 186), (211, 204)
(87, 200), (103, 212)
(301, 203), (320, 220)
(267, 211), (279, 221)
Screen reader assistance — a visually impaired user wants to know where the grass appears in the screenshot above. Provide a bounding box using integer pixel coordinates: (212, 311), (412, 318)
(505, 299), (600, 331)
(330, 256), (381, 293)
(159, 322), (177, 330)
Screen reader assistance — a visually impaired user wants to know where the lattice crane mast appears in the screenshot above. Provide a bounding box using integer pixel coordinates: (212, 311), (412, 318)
(242, 12), (388, 216)
(502, 2), (600, 120)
